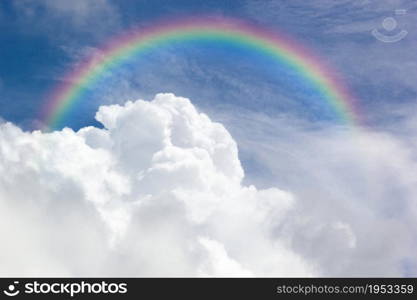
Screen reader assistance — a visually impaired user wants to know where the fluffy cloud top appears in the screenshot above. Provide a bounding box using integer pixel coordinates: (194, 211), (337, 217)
(0, 93), (313, 276)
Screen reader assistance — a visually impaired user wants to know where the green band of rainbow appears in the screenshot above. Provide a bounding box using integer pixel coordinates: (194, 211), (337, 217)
(41, 17), (361, 130)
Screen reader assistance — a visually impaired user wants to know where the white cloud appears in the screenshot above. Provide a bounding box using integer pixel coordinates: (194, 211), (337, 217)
(2, 93), (416, 277)
(217, 109), (417, 276)
(15, 0), (119, 24)
(12, 0), (121, 38)
(0, 93), (314, 277)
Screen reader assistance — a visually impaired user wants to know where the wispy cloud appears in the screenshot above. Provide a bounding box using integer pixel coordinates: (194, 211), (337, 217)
(12, 0), (122, 40)
(215, 107), (417, 276)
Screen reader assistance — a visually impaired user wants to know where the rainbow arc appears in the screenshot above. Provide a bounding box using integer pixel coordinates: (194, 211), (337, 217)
(41, 17), (360, 130)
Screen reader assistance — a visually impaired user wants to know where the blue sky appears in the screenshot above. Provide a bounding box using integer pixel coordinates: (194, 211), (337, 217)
(1, 0), (417, 277)
(1, 0), (416, 129)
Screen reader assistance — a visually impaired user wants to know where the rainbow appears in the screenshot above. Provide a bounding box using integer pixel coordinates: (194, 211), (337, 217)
(41, 16), (360, 130)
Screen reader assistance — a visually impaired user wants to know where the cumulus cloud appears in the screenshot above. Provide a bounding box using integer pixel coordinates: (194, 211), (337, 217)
(0, 93), (314, 277)
(1, 93), (416, 277)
